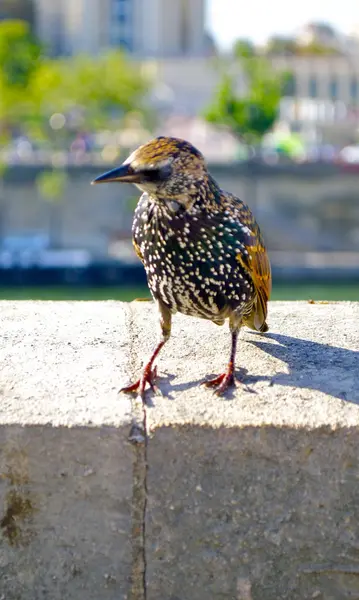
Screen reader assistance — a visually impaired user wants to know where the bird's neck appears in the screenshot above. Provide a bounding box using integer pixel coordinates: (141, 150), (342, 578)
(145, 173), (222, 215)
(206, 174), (222, 201)
(197, 173), (223, 210)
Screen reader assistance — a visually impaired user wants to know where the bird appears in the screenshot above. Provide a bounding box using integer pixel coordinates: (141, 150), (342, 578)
(92, 136), (271, 398)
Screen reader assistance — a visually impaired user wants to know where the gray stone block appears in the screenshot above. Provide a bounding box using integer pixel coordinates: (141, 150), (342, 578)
(135, 301), (359, 599)
(0, 302), (134, 599)
(0, 301), (358, 599)
(0, 425), (133, 600)
(146, 426), (359, 600)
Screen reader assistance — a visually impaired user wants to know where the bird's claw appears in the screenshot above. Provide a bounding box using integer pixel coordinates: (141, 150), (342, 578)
(120, 364), (161, 400)
(203, 372), (236, 396)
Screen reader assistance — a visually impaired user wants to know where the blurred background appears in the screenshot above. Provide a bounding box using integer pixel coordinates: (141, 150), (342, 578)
(0, 0), (358, 301)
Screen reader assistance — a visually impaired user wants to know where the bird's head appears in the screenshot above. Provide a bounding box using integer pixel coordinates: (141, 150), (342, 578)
(91, 136), (208, 209)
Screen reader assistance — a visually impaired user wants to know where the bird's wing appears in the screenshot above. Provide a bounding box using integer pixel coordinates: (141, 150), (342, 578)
(132, 192), (149, 264)
(225, 196), (272, 330)
(236, 223), (271, 330)
(133, 239), (144, 263)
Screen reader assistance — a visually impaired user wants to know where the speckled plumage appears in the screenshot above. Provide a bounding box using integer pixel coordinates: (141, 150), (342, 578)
(133, 185), (257, 324)
(92, 136), (271, 397)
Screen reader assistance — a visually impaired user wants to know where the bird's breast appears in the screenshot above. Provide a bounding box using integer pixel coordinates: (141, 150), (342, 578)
(132, 197), (255, 321)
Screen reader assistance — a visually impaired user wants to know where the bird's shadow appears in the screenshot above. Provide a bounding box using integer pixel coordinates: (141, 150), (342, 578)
(145, 366), (264, 404)
(149, 372), (205, 403)
(129, 332), (358, 405)
(246, 331), (359, 404)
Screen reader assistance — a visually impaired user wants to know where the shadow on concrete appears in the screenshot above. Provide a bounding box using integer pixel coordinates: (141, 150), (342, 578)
(148, 330), (359, 403)
(147, 368), (256, 402)
(248, 332), (359, 403)
(135, 329), (358, 405)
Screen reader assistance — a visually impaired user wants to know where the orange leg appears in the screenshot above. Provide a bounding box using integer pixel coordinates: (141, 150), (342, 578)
(120, 301), (171, 401)
(203, 330), (238, 395)
(120, 341), (164, 399)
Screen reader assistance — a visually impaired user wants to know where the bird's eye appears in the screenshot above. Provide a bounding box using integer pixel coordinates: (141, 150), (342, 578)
(140, 162), (172, 183)
(140, 168), (161, 182)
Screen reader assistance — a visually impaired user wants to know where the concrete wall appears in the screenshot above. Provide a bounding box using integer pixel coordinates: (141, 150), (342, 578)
(0, 300), (358, 598)
(2, 163), (359, 265)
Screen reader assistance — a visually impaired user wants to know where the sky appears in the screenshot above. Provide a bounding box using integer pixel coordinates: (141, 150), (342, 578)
(207, 0), (359, 49)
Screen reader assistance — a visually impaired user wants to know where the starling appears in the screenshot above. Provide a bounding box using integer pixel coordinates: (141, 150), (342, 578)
(92, 136), (271, 398)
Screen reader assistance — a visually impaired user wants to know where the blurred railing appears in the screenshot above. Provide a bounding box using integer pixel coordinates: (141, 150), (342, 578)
(0, 161), (358, 282)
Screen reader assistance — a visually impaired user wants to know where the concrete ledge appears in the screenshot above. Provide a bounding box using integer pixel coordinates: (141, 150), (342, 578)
(0, 301), (358, 599)
(0, 425), (133, 599)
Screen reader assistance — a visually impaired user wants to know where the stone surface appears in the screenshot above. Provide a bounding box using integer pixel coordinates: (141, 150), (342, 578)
(0, 302), (134, 599)
(146, 427), (359, 600)
(0, 301), (358, 599)
(123, 300), (359, 600)
(0, 301), (132, 426)
(128, 301), (359, 427)
(0, 425), (133, 600)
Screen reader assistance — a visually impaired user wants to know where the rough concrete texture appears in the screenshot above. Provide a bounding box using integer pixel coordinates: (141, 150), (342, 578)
(0, 301), (358, 599)
(0, 426), (133, 600)
(0, 302), (134, 599)
(127, 300), (359, 600)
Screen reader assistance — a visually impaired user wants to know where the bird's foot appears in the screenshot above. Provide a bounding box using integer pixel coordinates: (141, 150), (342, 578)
(120, 365), (162, 400)
(203, 371), (236, 396)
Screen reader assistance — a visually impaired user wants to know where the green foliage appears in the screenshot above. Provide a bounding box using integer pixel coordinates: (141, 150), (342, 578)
(265, 35), (340, 56)
(29, 51), (149, 129)
(265, 36), (298, 56)
(0, 20), (150, 142)
(0, 20), (42, 129)
(0, 20), (41, 87)
(205, 55), (288, 143)
(296, 41), (340, 56)
(233, 39), (256, 59)
(0, 19), (151, 246)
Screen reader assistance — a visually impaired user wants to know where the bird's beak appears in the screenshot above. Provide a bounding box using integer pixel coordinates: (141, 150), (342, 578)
(91, 163), (141, 185)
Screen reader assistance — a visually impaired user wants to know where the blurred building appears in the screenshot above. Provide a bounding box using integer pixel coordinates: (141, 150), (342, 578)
(140, 50), (359, 144)
(141, 54), (359, 107)
(34, 0), (65, 55)
(0, 0), (35, 27)
(347, 27), (359, 55)
(272, 54), (359, 143)
(295, 22), (344, 51)
(5, 2), (359, 144)
(33, 0), (206, 57)
(272, 54), (359, 105)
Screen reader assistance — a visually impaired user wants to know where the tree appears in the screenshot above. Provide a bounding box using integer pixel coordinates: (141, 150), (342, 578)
(265, 34), (341, 56)
(0, 20), (43, 137)
(27, 51), (151, 246)
(204, 51), (290, 145)
(0, 19), (41, 87)
(0, 20), (44, 244)
(0, 21), (151, 247)
(295, 41), (340, 56)
(265, 36), (298, 56)
(0, 20), (150, 145)
(28, 51), (149, 132)
(233, 38), (256, 59)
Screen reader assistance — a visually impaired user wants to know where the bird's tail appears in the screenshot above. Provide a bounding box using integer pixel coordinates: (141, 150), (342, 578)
(259, 321), (269, 333)
(243, 313), (269, 332)
(243, 295), (269, 332)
